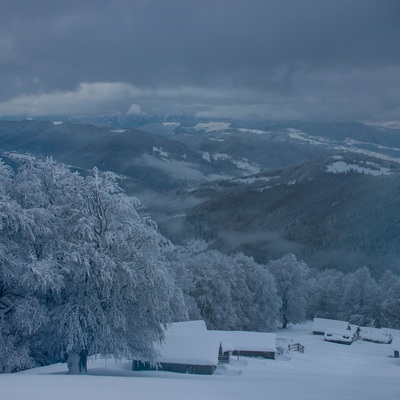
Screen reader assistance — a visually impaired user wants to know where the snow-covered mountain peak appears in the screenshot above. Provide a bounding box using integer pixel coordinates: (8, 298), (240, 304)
(194, 122), (231, 133)
(326, 158), (392, 176)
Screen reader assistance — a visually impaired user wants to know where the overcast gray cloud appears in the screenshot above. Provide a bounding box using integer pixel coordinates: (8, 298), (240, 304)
(0, 0), (399, 122)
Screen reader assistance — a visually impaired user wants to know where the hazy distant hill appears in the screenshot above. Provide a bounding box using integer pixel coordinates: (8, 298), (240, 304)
(0, 120), (223, 192)
(161, 154), (400, 276)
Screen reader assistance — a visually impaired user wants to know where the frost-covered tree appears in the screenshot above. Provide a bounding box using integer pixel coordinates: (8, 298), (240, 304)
(267, 254), (310, 328)
(307, 268), (345, 320)
(380, 271), (400, 329)
(231, 253), (280, 331)
(0, 159), (57, 372)
(175, 250), (238, 330)
(0, 158), (186, 373)
(339, 266), (380, 326)
(173, 250), (280, 331)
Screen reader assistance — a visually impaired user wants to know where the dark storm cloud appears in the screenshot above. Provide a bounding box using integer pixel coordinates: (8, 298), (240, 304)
(0, 0), (399, 121)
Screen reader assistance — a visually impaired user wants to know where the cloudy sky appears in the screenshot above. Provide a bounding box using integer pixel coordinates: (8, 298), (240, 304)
(0, 0), (399, 122)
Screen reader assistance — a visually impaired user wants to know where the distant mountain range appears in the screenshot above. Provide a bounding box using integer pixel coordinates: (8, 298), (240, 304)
(1, 116), (400, 275)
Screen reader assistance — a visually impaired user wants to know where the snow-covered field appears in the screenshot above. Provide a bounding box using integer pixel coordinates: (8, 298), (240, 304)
(1, 323), (399, 400)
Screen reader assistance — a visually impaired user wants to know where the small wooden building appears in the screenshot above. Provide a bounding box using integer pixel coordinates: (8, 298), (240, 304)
(359, 327), (392, 344)
(132, 331), (220, 375)
(312, 318), (350, 335)
(231, 331), (277, 359)
(133, 320), (278, 374)
(207, 330), (277, 360)
(324, 328), (357, 345)
(391, 337), (400, 358)
(204, 330), (234, 364)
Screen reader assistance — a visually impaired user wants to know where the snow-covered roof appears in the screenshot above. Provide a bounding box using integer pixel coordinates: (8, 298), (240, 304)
(205, 330), (277, 353)
(167, 320), (208, 332)
(160, 321), (276, 360)
(392, 339), (400, 352)
(381, 327), (400, 338)
(359, 327), (392, 344)
(154, 332), (220, 366)
(204, 330), (235, 353)
(324, 329), (354, 343)
(231, 331), (277, 352)
(312, 318), (350, 333)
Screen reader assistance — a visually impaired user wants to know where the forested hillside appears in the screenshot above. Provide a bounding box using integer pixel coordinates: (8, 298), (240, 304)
(167, 154), (400, 276)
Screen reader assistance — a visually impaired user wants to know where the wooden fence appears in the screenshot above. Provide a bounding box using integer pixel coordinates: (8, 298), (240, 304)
(288, 343), (305, 353)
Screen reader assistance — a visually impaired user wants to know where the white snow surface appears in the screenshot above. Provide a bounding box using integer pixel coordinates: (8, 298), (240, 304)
(203, 330), (235, 353)
(199, 152), (260, 174)
(152, 147), (169, 158)
(200, 151), (211, 162)
(212, 152), (230, 161)
(324, 329), (355, 344)
(231, 159), (260, 174)
(360, 327), (393, 344)
(152, 332), (220, 366)
(162, 122), (180, 128)
(111, 129), (128, 133)
(202, 330), (276, 353)
(233, 176), (276, 184)
(194, 122), (231, 133)
(326, 161), (391, 176)
(287, 129), (400, 163)
(392, 337), (400, 352)
(238, 128), (269, 135)
(231, 331), (276, 352)
(1, 322), (399, 400)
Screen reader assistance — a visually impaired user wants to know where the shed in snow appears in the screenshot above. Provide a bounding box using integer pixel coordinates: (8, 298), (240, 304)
(324, 328), (357, 345)
(391, 337), (400, 358)
(312, 318), (350, 335)
(231, 331), (277, 359)
(359, 327), (392, 344)
(200, 330), (234, 364)
(207, 330), (277, 360)
(132, 331), (220, 375)
(133, 320), (277, 374)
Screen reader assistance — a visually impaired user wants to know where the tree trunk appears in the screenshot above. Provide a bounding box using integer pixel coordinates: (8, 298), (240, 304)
(67, 351), (80, 374)
(67, 350), (88, 374)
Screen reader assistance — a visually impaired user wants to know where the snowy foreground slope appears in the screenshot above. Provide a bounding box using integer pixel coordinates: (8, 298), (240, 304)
(1, 323), (399, 400)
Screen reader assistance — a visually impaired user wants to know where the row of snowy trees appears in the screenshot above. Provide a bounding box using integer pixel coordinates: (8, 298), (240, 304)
(171, 252), (309, 331)
(2, 157), (400, 374)
(173, 251), (400, 333)
(307, 265), (400, 328)
(172, 251), (281, 331)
